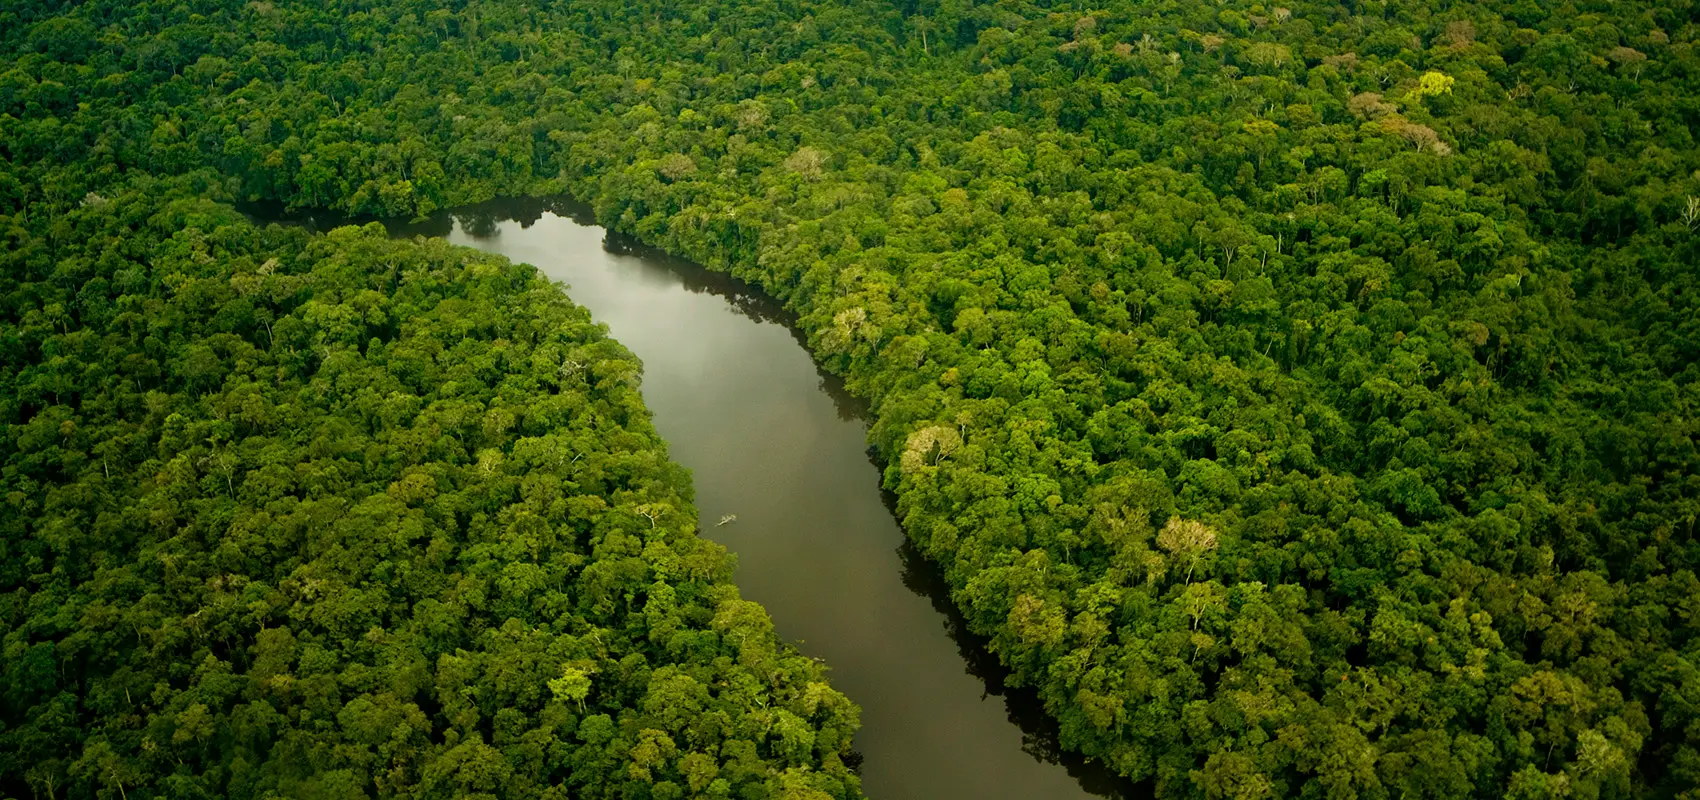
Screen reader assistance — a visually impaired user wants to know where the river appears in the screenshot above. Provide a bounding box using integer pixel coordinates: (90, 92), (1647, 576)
(252, 197), (1135, 800)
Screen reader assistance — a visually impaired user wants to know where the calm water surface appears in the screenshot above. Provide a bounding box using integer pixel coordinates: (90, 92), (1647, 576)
(255, 198), (1136, 800)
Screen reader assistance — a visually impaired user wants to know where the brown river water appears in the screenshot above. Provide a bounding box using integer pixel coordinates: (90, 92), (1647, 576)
(250, 197), (1139, 800)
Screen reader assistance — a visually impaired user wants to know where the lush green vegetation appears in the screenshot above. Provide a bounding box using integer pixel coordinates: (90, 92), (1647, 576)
(4, 0), (1699, 796)
(0, 188), (864, 797)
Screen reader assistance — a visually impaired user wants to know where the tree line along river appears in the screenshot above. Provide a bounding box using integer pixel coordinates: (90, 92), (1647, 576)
(250, 196), (1138, 800)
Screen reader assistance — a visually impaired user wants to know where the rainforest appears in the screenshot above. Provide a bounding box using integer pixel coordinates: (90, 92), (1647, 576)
(2, 0), (1698, 798)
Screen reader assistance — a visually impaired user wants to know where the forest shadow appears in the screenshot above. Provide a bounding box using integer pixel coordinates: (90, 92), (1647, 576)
(884, 486), (1152, 800)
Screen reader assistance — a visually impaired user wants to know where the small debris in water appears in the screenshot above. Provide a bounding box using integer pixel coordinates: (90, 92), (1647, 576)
(717, 514), (737, 527)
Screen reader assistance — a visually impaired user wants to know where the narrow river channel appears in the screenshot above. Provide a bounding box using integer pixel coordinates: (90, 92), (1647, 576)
(254, 197), (1134, 800)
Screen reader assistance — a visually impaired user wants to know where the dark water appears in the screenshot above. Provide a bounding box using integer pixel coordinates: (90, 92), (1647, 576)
(250, 197), (1138, 800)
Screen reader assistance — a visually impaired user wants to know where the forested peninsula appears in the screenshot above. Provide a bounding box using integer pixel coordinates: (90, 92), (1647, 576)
(4, 0), (1699, 798)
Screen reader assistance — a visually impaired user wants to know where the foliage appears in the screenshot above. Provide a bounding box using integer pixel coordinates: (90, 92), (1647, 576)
(4, 0), (1700, 795)
(0, 188), (862, 800)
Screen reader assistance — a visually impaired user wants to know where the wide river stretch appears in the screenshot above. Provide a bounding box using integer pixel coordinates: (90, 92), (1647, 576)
(256, 197), (1136, 800)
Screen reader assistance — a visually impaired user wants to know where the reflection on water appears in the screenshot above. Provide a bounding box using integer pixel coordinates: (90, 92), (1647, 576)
(243, 196), (1145, 800)
(893, 532), (1144, 798)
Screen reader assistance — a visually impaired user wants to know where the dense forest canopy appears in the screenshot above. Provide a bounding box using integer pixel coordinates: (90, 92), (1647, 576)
(3, 0), (1699, 797)
(0, 189), (864, 796)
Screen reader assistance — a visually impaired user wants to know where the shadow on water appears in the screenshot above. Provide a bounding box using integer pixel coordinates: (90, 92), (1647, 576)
(239, 194), (566, 240)
(243, 194), (1148, 800)
(883, 490), (1148, 800)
